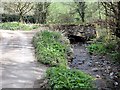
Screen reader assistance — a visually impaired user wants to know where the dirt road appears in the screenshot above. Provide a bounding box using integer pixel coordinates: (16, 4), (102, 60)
(0, 30), (47, 89)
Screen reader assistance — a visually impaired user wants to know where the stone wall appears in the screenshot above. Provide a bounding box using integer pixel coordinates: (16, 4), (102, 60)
(48, 24), (96, 40)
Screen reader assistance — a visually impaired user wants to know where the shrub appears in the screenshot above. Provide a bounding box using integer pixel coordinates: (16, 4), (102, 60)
(46, 67), (94, 90)
(33, 30), (70, 67)
(87, 43), (106, 54)
(109, 52), (120, 63)
(87, 37), (120, 63)
(0, 22), (39, 30)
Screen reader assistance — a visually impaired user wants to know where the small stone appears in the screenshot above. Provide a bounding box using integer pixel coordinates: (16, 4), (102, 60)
(114, 76), (118, 78)
(101, 59), (105, 62)
(110, 72), (114, 79)
(95, 62), (99, 64)
(90, 58), (92, 60)
(78, 61), (83, 65)
(106, 61), (110, 64)
(98, 65), (101, 67)
(110, 72), (114, 76)
(102, 63), (106, 65)
(107, 66), (111, 69)
(96, 75), (101, 78)
(114, 82), (118, 86)
(92, 68), (99, 72)
(87, 62), (92, 67)
(99, 56), (103, 59)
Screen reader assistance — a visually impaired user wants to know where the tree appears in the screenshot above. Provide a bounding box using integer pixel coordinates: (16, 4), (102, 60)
(74, 0), (87, 22)
(101, 2), (120, 38)
(4, 2), (34, 23)
(34, 2), (50, 24)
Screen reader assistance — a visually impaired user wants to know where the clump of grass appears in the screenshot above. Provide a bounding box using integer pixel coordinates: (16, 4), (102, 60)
(0, 22), (39, 30)
(87, 32), (120, 63)
(46, 67), (94, 90)
(33, 30), (70, 67)
(87, 43), (106, 55)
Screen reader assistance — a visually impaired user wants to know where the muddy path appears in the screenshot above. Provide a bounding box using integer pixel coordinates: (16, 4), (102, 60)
(70, 43), (120, 90)
(0, 30), (47, 89)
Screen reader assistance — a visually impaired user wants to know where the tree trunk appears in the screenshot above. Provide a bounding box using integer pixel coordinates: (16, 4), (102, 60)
(39, 12), (46, 24)
(115, 1), (120, 38)
(77, 9), (85, 22)
(19, 13), (24, 23)
(81, 13), (85, 22)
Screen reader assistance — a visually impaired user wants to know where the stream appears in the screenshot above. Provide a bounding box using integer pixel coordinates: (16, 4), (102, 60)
(70, 43), (120, 90)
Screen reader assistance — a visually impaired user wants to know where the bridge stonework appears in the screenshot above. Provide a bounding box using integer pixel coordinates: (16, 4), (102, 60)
(48, 24), (96, 40)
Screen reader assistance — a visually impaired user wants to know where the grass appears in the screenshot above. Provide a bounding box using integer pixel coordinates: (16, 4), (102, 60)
(33, 30), (70, 67)
(46, 67), (94, 90)
(0, 22), (39, 30)
(87, 35), (120, 63)
(87, 43), (106, 55)
(33, 30), (94, 89)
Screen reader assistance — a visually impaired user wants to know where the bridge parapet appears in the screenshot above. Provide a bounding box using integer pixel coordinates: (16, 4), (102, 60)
(48, 24), (96, 40)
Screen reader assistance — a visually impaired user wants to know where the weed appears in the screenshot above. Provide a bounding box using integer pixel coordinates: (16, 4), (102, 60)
(33, 30), (70, 67)
(46, 67), (94, 90)
(0, 22), (39, 30)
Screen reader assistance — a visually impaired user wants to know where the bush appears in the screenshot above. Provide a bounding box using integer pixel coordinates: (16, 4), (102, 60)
(87, 38), (120, 63)
(109, 52), (120, 63)
(33, 30), (70, 67)
(46, 67), (94, 90)
(87, 43), (106, 54)
(0, 22), (39, 30)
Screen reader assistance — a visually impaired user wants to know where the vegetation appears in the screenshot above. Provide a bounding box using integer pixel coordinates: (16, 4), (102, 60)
(34, 2), (50, 24)
(33, 30), (70, 67)
(87, 27), (120, 63)
(75, 1), (87, 22)
(46, 67), (94, 90)
(0, 22), (39, 30)
(87, 41), (120, 63)
(33, 30), (94, 89)
(4, 2), (34, 22)
(1, 1), (120, 89)
(87, 43), (106, 55)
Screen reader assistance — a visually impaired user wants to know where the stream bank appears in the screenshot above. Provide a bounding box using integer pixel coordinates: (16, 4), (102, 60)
(69, 43), (120, 90)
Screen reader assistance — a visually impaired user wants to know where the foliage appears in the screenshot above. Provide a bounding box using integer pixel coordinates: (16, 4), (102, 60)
(0, 22), (39, 30)
(87, 30), (120, 63)
(34, 2), (50, 24)
(75, 1), (87, 22)
(1, 14), (36, 23)
(87, 42), (120, 63)
(3, 2), (34, 22)
(46, 67), (94, 90)
(109, 52), (120, 63)
(87, 43), (106, 54)
(47, 3), (76, 24)
(2, 2), (107, 24)
(101, 2), (120, 38)
(33, 30), (70, 67)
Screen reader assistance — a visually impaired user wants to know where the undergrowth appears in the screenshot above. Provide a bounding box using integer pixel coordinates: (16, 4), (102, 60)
(33, 30), (94, 89)
(33, 30), (69, 67)
(46, 67), (94, 90)
(0, 22), (39, 30)
(87, 30), (120, 63)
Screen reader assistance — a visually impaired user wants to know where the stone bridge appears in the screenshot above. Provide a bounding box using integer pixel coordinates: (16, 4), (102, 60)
(48, 24), (96, 40)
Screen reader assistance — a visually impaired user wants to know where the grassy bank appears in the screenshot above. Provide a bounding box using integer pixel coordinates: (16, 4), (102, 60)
(87, 27), (120, 63)
(0, 22), (39, 30)
(33, 30), (94, 90)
